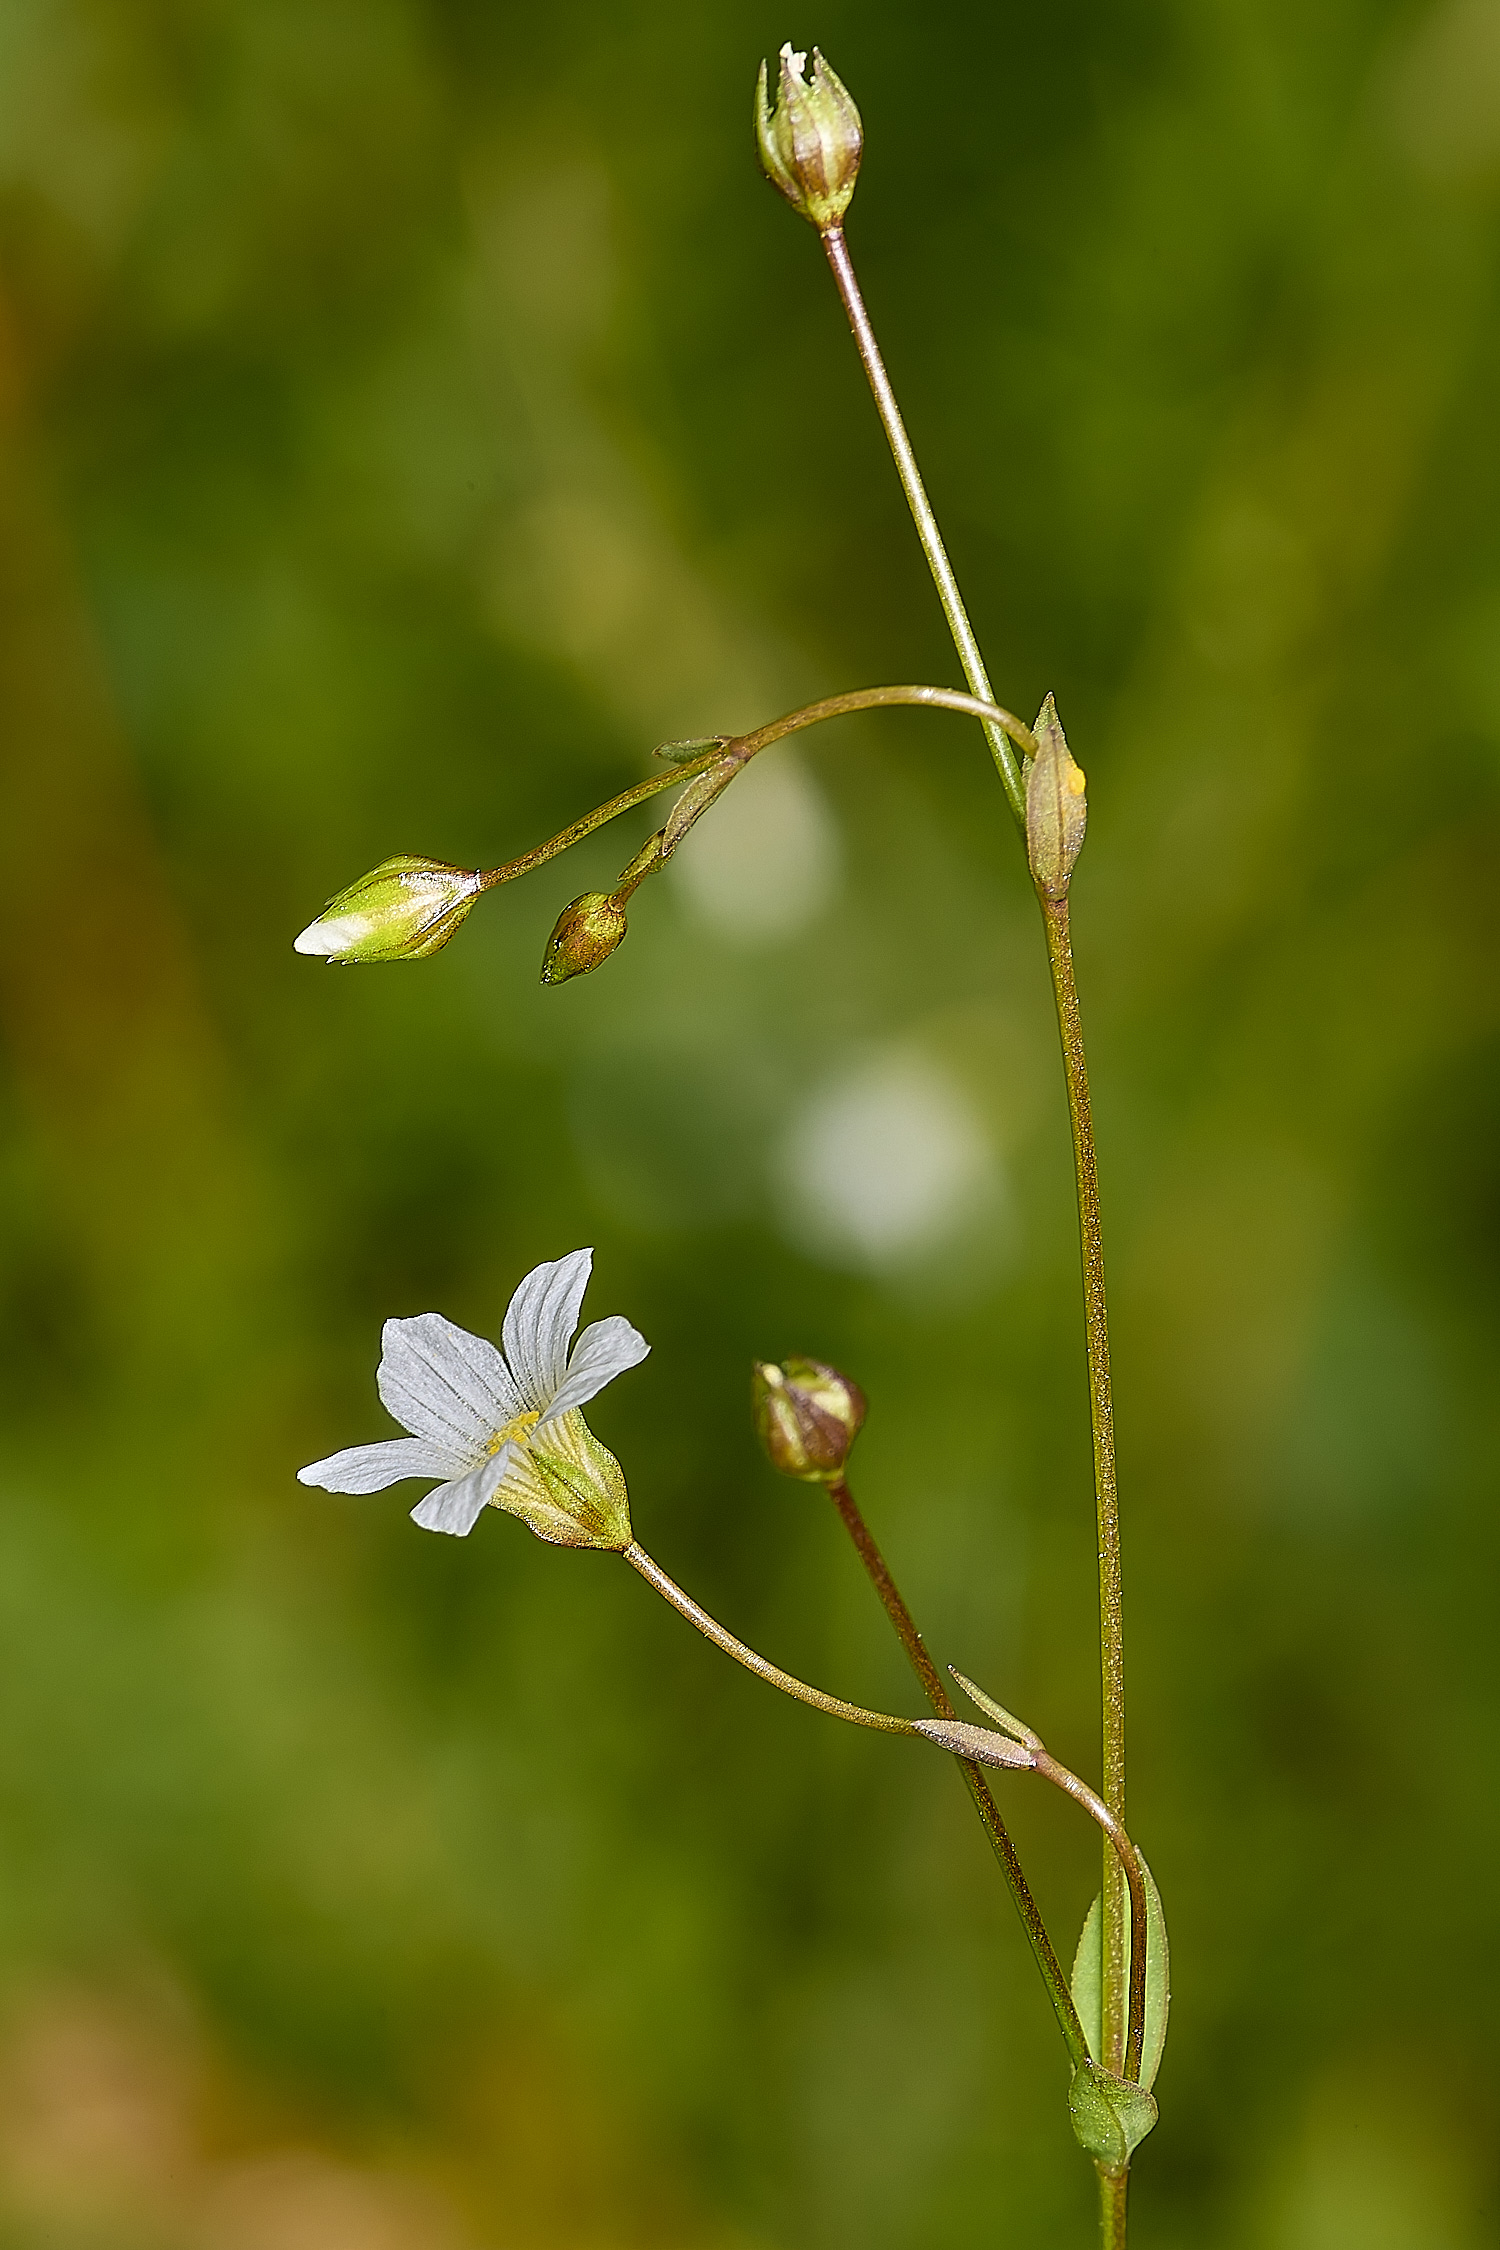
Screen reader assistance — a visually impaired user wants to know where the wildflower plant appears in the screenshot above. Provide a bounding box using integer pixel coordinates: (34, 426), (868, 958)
(295, 44), (1167, 2248)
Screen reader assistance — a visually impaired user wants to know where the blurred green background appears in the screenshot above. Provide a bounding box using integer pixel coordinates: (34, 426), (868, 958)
(1, 1), (1497, 2244)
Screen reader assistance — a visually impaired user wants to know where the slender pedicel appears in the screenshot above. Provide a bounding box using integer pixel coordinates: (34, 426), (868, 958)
(820, 226), (1026, 829)
(824, 1476), (1090, 2068)
(624, 1542), (917, 1735)
(475, 684), (1036, 892)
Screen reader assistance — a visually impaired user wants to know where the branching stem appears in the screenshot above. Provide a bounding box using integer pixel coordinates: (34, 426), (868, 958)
(825, 1477), (1089, 2068)
(1031, 1748), (1147, 2086)
(476, 684), (1035, 892)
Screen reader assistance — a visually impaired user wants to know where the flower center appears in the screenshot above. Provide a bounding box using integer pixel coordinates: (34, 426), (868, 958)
(487, 1409), (541, 1456)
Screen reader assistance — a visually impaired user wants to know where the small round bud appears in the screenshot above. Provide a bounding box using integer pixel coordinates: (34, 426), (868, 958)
(294, 856), (481, 964)
(752, 1356), (866, 1481)
(540, 891), (629, 985)
(755, 44), (863, 231)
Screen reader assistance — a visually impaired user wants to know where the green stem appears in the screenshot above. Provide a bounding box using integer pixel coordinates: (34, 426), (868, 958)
(623, 1541), (916, 1735)
(814, 218), (1134, 2230)
(1099, 2170), (1129, 2249)
(825, 1477), (1089, 2069)
(476, 685), (1036, 890)
(820, 225), (1026, 830)
(1041, 893), (1127, 2081)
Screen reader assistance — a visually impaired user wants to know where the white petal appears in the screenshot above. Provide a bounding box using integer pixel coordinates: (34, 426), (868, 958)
(293, 913), (369, 957)
(409, 1447), (511, 1537)
(377, 1313), (519, 1457)
(298, 1436), (465, 1492)
(540, 1315), (651, 1424)
(501, 1249), (594, 1410)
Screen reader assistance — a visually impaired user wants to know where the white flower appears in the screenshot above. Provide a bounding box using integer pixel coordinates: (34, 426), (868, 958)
(299, 1249), (649, 1545)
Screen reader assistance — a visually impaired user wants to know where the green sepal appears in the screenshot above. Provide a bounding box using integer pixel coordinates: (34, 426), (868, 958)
(755, 45), (863, 231)
(1067, 2058), (1158, 2172)
(514, 1412), (633, 1551)
(1070, 1853), (1171, 2093)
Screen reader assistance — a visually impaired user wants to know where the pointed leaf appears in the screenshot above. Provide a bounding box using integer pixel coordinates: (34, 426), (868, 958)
(652, 735), (731, 765)
(1068, 2059), (1158, 2170)
(1069, 1853), (1171, 2093)
(661, 759), (740, 856)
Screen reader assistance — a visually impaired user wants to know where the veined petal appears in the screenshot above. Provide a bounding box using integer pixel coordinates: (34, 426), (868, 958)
(502, 1248), (594, 1410)
(410, 1447), (512, 1537)
(298, 1436), (466, 1492)
(541, 1315), (651, 1424)
(377, 1312), (519, 1457)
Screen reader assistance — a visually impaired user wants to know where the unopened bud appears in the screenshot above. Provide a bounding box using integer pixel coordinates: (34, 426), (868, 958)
(294, 856), (481, 964)
(540, 891), (629, 985)
(1025, 693), (1087, 900)
(752, 1356), (866, 1481)
(755, 44), (863, 231)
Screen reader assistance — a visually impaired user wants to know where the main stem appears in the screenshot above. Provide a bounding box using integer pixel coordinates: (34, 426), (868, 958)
(826, 1477), (1089, 2068)
(816, 219), (1134, 2229)
(1042, 894), (1127, 2078)
(821, 225), (1026, 831)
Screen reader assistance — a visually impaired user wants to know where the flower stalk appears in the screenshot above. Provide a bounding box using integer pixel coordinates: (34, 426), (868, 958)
(819, 225), (1026, 828)
(623, 1542), (915, 1735)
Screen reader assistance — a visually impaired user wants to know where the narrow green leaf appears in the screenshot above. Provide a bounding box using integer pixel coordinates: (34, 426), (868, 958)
(661, 760), (740, 855)
(652, 734), (731, 765)
(1069, 1854), (1171, 2093)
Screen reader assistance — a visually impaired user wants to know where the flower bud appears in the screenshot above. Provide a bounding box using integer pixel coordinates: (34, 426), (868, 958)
(294, 856), (481, 964)
(1025, 693), (1088, 901)
(752, 1356), (866, 1481)
(755, 44), (863, 231)
(540, 891), (629, 985)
